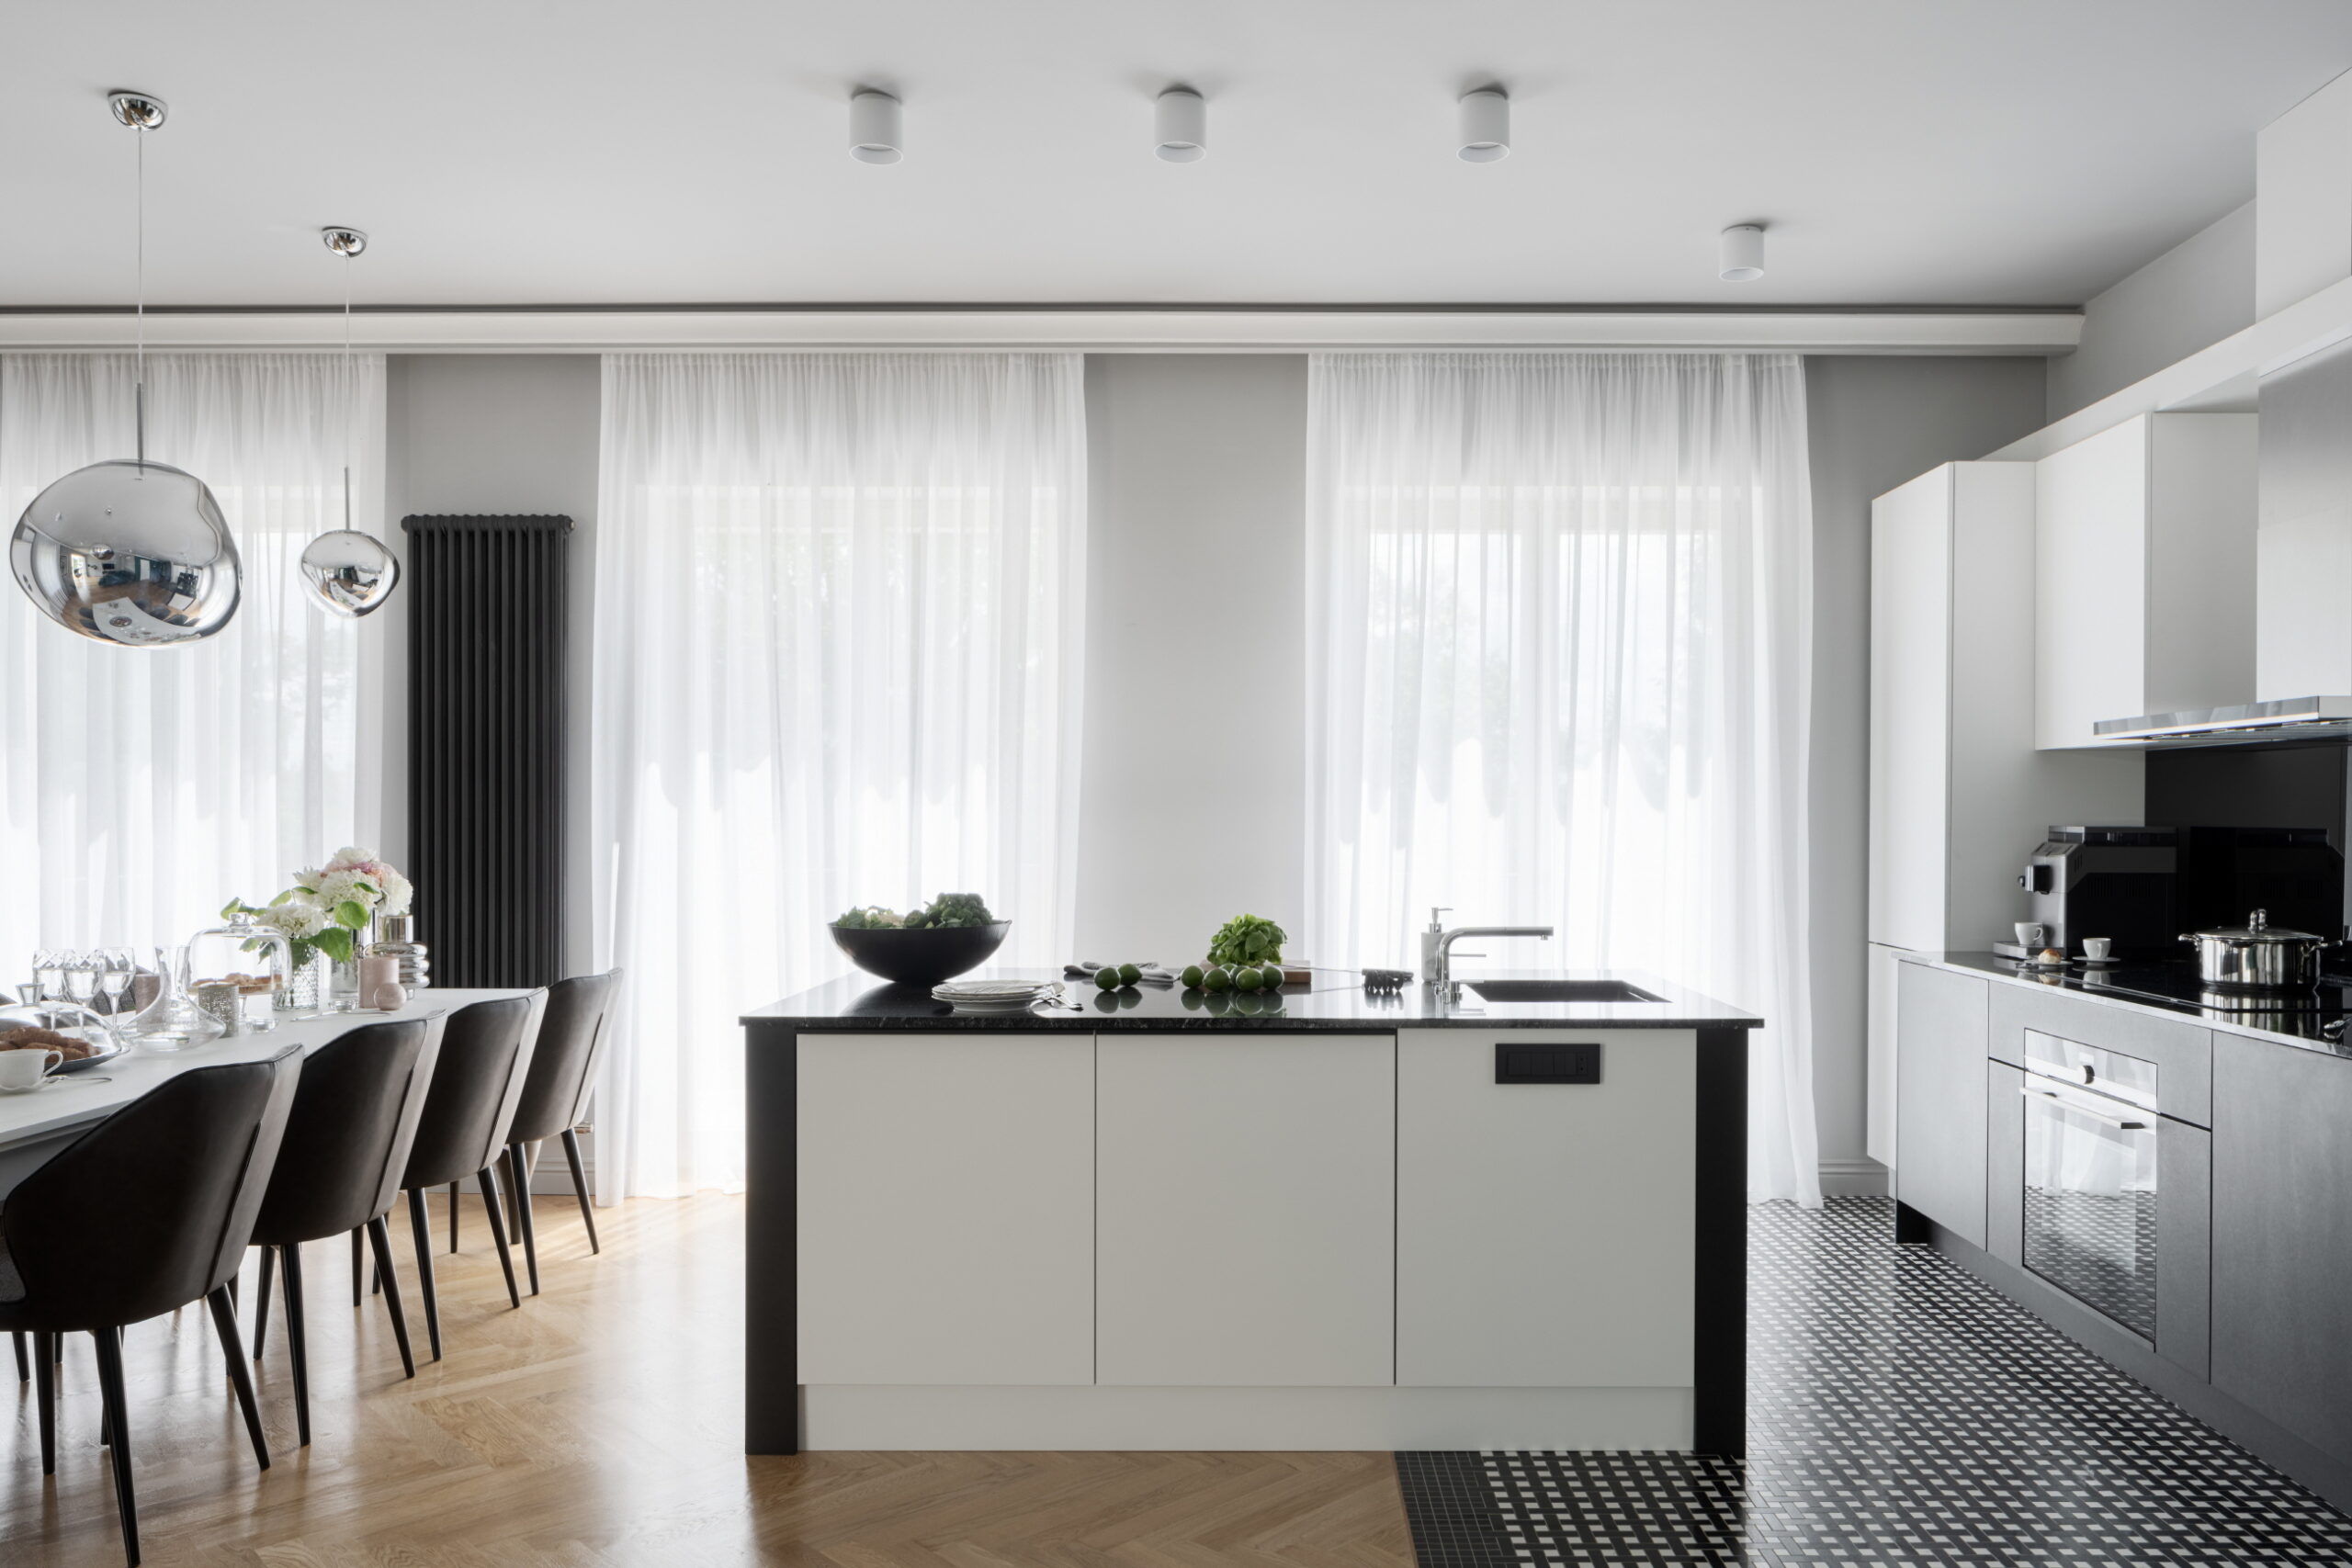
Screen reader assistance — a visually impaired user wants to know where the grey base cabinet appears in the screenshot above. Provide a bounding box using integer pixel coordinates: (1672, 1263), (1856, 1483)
(1895, 962), (1989, 1248)
(2211, 1032), (2352, 1468)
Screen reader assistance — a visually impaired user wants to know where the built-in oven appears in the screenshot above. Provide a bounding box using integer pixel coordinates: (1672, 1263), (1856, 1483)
(2020, 1030), (2160, 1343)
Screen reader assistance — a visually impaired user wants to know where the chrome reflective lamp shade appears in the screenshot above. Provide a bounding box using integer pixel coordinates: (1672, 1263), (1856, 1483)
(11, 91), (242, 647)
(300, 225), (402, 619)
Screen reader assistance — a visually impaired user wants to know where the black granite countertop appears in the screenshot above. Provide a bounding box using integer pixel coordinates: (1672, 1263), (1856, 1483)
(1911, 952), (2352, 1061)
(743, 967), (1760, 1032)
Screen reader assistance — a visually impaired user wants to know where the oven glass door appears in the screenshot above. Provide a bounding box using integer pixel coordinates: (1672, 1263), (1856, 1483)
(2022, 1076), (2158, 1342)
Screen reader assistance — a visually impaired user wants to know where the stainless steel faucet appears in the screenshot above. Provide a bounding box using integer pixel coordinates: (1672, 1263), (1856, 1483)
(1420, 908), (1555, 993)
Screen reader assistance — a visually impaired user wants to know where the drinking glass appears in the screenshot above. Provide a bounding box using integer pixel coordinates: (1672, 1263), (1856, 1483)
(64, 953), (97, 1006)
(96, 950), (132, 1015)
(32, 950), (63, 1002)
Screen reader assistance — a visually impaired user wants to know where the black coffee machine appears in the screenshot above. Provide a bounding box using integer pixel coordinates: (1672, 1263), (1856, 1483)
(2018, 826), (2179, 956)
(2018, 823), (2346, 958)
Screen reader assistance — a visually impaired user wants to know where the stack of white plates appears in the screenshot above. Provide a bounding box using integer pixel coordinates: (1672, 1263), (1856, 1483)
(931, 978), (1060, 1014)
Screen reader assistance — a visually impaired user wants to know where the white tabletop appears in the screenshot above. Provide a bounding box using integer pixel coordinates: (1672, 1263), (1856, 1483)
(0, 987), (544, 1199)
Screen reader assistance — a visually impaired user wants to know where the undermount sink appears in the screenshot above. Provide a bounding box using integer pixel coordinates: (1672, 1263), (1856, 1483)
(1465, 979), (1666, 1005)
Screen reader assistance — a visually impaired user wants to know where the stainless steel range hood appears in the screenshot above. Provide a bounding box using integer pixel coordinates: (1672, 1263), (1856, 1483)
(2093, 335), (2352, 748)
(2093, 696), (2352, 747)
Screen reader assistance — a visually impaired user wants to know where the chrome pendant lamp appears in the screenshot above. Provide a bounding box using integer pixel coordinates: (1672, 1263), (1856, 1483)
(9, 92), (241, 647)
(297, 227), (399, 617)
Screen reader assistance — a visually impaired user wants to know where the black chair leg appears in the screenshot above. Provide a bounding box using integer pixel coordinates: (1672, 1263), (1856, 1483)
(351, 1227), (364, 1307)
(506, 1145), (541, 1295)
(205, 1286), (270, 1471)
(561, 1128), (600, 1255)
(34, 1330), (56, 1475)
(93, 1324), (141, 1566)
(365, 1214), (417, 1378)
(406, 1187), (442, 1360)
(448, 1179), (461, 1252)
(11, 1329), (24, 1382)
(253, 1243), (276, 1359)
(279, 1244), (311, 1448)
(476, 1165), (521, 1309)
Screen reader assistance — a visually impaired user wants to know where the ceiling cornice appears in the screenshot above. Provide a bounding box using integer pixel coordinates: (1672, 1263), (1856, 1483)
(0, 305), (2084, 356)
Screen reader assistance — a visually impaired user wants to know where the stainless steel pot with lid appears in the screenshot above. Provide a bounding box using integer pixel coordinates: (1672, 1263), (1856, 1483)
(2179, 908), (2337, 989)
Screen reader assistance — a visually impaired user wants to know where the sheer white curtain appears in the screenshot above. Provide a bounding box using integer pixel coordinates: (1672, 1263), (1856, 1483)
(0, 352), (387, 962)
(591, 352), (1087, 1200)
(1306, 351), (1820, 1205)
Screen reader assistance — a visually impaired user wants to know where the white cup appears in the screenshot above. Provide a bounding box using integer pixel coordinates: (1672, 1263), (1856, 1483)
(2082, 937), (2113, 961)
(2015, 922), (2047, 948)
(0, 1048), (62, 1092)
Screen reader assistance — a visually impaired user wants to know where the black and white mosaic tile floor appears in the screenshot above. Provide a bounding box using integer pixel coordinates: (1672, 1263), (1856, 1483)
(1396, 1196), (2352, 1567)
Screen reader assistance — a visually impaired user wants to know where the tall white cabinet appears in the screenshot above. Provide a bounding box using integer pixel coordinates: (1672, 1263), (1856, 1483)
(1866, 463), (2141, 1165)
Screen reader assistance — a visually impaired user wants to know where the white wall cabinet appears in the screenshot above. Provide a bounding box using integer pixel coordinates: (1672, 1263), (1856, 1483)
(1095, 1032), (1395, 1387)
(2256, 66), (2352, 320)
(1396, 1029), (1694, 1389)
(1866, 461), (2140, 1166)
(797, 1032), (1096, 1385)
(2033, 412), (2257, 750)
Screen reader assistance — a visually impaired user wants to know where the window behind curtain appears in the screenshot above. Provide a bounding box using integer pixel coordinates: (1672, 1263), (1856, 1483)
(0, 352), (387, 964)
(1306, 351), (1821, 1204)
(589, 352), (1086, 1200)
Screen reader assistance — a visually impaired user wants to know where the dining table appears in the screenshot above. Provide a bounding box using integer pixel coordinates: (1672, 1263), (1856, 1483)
(0, 987), (546, 1203)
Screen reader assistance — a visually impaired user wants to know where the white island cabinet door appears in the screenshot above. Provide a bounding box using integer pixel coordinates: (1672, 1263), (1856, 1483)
(1397, 1029), (1696, 1388)
(797, 1032), (1094, 1385)
(1096, 1032), (1396, 1387)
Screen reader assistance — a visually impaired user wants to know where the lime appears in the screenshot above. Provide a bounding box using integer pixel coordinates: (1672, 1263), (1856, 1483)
(1234, 966), (1262, 991)
(1203, 966), (1232, 993)
(1181, 964), (1204, 989)
(1094, 965), (1120, 990)
(1118, 962), (1142, 986)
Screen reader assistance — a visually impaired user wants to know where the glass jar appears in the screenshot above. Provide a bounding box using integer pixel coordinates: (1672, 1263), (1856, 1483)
(187, 911), (289, 1032)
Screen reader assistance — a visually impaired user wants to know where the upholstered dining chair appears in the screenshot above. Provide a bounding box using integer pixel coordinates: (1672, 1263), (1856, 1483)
(0, 1046), (301, 1566)
(501, 969), (620, 1292)
(395, 994), (537, 1358)
(243, 1017), (435, 1446)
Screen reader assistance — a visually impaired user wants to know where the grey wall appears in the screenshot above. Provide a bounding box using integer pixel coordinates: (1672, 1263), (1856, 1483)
(2046, 202), (2256, 422)
(1075, 355), (1309, 960)
(1804, 355), (2050, 1189)
(382, 354), (603, 979)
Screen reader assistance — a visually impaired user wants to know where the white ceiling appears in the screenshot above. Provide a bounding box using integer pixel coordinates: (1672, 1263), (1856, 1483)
(6, 1), (2352, 311)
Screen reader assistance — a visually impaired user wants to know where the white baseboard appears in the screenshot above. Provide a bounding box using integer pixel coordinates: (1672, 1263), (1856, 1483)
(1819, 1157), (1889, 1196)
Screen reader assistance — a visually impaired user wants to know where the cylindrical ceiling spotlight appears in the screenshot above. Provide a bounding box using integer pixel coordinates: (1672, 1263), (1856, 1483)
(1155, 87), (1206, 163)
(1720, 223), (1767, 281)
(1457, 88), (1510, 163)
(849, 88), (902, 164)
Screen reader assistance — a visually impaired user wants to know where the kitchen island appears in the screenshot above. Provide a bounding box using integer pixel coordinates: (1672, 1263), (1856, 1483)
(741, 969), (1759, 1456)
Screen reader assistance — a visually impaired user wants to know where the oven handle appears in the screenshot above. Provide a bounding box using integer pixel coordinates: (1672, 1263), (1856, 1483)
(2020, 1085), (2149, 1131)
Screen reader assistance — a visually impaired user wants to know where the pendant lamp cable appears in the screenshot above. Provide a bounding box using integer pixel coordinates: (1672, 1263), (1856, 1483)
(342, 240), (353, 531)
(134, 121), (145, 466)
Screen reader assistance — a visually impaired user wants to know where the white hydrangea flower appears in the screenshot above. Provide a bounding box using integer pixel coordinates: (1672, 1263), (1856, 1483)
(259, 900), (332, 940)
(377, 868), (414, 916)
(324, 847), (380, 874)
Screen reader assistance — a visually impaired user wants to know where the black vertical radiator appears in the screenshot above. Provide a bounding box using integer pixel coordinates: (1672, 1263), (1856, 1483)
(400, 514), (572, 988)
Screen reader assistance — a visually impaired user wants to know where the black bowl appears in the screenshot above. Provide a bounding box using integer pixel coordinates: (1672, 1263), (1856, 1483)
(829, 921), (1011, 987)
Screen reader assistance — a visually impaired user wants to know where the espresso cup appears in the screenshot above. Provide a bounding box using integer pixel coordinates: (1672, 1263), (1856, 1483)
(2082, 937), (2113, 961)
(2015, 922), (2047, 948)
(0, 1048), (62, 1092)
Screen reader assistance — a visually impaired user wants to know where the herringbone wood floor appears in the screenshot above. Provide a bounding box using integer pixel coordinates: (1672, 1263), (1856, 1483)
(5, 1192), (1415, 1567)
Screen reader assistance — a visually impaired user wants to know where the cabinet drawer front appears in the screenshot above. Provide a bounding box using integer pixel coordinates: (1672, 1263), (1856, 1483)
(1896, 963), (1990, 1247)
(1096, 1033), (1396, 1388)
(1987, 984), (2211, 1128)
(2211, 1032), (2352, 1463)
(1397, 1029), (1696, 1388)
(797, 1033), (1095, 1385)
